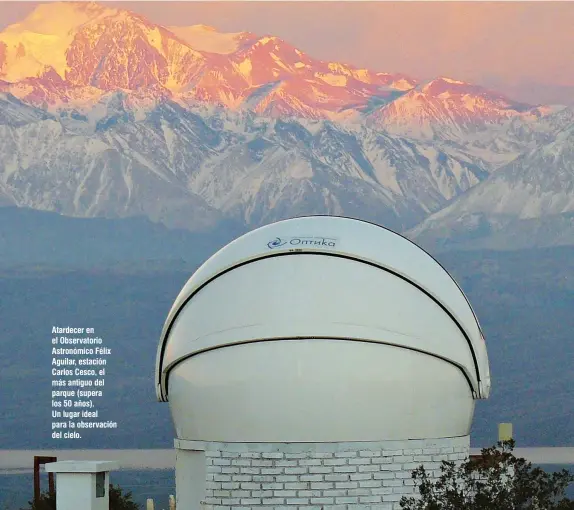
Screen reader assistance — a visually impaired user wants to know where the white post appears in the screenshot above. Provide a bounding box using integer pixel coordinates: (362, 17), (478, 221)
(174, 439), (206, 510)
(146, 498), (155, 510)
(45, 460), (119, 510)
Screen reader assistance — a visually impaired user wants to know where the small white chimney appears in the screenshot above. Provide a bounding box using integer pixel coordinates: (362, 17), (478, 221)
(45, 460), (119, 510)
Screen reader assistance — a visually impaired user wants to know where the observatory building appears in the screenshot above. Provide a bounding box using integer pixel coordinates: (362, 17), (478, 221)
(156, 216), (491, 509)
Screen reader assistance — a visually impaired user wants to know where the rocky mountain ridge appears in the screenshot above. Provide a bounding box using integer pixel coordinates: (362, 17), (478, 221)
(0, 2), (572, 249)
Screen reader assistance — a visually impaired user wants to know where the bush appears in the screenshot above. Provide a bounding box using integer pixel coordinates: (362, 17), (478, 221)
(109, 485), (140, 510)
(400, 440), (574, 510)
(20, 484), (140, 510)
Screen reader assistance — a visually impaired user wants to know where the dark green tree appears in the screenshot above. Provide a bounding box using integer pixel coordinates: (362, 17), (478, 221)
(19, 490), (55, 510)
(400, 440), (574, 510)
(20, 484), (140, 510)
(108, 485), (140, 510)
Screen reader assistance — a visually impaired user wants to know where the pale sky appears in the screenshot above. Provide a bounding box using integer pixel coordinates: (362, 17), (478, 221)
(0, 1), (573, 105)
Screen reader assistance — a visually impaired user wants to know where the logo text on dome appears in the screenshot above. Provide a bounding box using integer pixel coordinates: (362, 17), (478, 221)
(267, 236), (338, 249)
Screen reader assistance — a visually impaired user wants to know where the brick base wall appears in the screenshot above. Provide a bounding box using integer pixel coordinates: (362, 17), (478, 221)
(182, 436), (469, 510)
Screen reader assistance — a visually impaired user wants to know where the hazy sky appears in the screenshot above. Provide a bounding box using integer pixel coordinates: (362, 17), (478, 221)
(0, 1), (572, 104)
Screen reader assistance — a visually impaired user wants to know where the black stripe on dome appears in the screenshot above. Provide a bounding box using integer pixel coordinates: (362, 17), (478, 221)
(157, 250), (481, 400)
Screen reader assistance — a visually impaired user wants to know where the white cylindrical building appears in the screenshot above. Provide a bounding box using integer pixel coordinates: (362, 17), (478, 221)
(156, 216), (491, 509)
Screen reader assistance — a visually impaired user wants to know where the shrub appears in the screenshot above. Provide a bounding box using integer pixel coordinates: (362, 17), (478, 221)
(20, 483), (140, 510)
(400, 440), (574, 510)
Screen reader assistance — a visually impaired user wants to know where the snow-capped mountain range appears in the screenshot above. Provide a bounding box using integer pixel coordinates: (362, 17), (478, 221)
(1, 1), (573, 249)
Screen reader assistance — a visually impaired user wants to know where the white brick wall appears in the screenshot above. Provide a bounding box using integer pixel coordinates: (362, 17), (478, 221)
(186, 437), (470, 510)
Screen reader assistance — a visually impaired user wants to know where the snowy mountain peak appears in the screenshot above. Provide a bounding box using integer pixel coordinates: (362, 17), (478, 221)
(0, 1), (549, 130)
(13, 1), (115, 30)
(436, 77), (467, 85)
(367, 74), (537, 140)
(421, 77), (493, 97)
(0, 3), (570, 250)
(0, 1), (187, 84)
(167, 24), (257, 54)
(1, 1), (119, 47)
(256, 36), (281, 46)
(194, 24), (217, 32)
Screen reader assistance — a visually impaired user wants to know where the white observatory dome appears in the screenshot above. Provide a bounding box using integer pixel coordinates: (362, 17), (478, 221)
(156, 216), (491, 443)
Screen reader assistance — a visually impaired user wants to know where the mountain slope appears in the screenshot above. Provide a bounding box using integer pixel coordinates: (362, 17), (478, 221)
(0, 91), (52, 124)
(188, 116), (487, 229)
(0, 93), (497, 231)
(0, 1), (572, 246)
(0, 206), (241, 268)
(0, 2), (416, 120)
(369, 77), (534, 141)
(408, 121), (574, 249)
(0, 2), (557, 154)
(0, 93), (231, 231)
(167, 24), (258, 55)
(409, 212), (574, 253)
